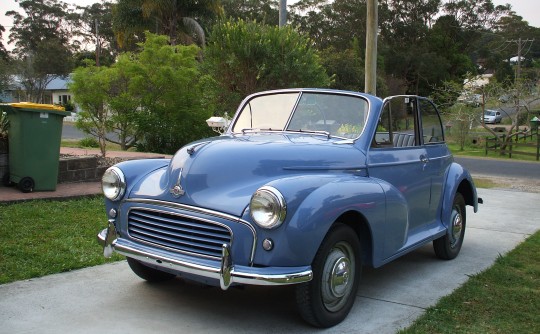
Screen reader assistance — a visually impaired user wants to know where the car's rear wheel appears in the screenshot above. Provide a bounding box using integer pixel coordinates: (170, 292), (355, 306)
(295, 223), (362, 328)
(434, 193), (466, 260)
(126, 257), (176, 282)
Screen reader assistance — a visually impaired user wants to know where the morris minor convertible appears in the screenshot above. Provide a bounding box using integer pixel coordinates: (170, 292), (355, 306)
(98, 89), (481, 328)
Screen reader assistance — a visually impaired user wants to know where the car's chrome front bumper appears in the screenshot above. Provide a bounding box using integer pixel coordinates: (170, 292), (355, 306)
(97, 222), (312, 290)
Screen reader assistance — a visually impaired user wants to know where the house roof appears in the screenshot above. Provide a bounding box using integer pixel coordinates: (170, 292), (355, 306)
(3, 75), (72, 92)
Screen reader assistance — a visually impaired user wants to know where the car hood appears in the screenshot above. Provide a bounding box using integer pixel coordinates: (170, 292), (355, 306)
(130, 133), (367, 216)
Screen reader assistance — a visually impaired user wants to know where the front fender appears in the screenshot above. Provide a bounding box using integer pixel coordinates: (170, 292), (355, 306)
(441, 162), (479, 228)
(104, 158), (170, 210)
(248, 175), (386, 267)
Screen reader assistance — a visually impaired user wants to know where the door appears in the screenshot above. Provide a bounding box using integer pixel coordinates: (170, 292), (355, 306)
(367, 96), (439, 257)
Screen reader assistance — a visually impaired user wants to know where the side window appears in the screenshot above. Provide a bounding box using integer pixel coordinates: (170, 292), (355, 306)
(419, 99), (444, 144)
(373, 96), (418, 148)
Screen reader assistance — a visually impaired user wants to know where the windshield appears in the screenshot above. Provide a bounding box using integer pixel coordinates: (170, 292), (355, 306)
(485, 111), (496, 116)
(231, 92), (369, 139)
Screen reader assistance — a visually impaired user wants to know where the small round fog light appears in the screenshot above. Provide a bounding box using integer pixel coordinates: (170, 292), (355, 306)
(109, 208), (117, 218)
(262, 238), (274, 251)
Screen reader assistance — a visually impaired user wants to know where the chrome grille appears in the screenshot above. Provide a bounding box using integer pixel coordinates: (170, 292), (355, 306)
(128, 208), (232, 258)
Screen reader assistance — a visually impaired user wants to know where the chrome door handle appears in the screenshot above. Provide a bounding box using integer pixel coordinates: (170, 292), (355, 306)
(420, 155), (429, 163)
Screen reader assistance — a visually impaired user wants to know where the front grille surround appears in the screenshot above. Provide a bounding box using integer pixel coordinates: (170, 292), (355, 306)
(127, 207), (233, 260)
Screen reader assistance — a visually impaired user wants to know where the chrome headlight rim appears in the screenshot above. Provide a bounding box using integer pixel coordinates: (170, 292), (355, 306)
(102, 166), (126, 201)
(249, 186), (287, 229)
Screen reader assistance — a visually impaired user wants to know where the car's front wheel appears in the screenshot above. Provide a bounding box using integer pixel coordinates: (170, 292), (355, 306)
(434, 193), (466, 260)
(126, 257), (176, 282)
(295, 223), (362, 328)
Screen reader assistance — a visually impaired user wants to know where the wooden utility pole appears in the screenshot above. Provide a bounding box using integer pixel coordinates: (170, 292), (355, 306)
(279, 0), (287, 27)
(365, 0), (378, 95)
(507, 37), (534, 81)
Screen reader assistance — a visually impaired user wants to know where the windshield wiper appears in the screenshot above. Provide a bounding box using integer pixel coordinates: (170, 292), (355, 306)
(287, 129), (331, 139)
(241, 128), (281, 134)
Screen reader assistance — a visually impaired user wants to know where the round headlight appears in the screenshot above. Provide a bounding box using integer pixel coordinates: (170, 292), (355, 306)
(102, 167), (126, 201)
(250, 186), (286, 229)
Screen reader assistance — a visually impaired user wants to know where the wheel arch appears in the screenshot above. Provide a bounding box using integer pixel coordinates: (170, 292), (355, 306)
(334, 210), (374, 267)
(441, 162), (480, 228)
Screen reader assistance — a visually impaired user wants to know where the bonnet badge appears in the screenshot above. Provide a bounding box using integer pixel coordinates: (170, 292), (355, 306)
(170, 169), (185, 198)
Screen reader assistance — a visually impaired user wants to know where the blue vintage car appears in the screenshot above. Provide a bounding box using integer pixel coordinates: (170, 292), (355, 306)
(98, 89), (481, 327)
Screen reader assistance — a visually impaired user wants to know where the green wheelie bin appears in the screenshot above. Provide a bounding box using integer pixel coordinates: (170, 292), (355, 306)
(0, 102), (69, 192)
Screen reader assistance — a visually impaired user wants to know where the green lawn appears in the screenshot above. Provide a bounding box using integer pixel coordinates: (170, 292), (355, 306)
(400, 230), (540, 333)
(0, 196), (123, 284)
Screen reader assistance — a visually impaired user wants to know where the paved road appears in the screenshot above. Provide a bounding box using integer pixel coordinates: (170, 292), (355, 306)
(1, 188), (539, 334)
(62, 123), (118, 141)
(61, 122), (86, 139)
(455, 156), (540, 180)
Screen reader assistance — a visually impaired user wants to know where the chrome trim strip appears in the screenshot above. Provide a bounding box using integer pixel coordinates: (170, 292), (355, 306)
(124, 199), (258, 264)
(97, 231), (312, 290)
(126, 199), (243, 222)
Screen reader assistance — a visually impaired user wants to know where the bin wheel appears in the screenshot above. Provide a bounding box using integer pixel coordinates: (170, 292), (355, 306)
(2, 172), (12, 187)
(18, 177), (35, 193)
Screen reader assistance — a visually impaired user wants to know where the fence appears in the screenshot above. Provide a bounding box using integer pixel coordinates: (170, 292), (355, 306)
(485, 124), (540, 160)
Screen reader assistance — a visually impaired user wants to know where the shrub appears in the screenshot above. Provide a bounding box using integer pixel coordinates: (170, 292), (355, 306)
(79, 137), (100, 148)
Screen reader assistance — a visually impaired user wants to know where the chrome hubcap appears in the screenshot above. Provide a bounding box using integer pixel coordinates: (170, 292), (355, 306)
(321, 242), (355, 312)
(451, 211), (462, 247)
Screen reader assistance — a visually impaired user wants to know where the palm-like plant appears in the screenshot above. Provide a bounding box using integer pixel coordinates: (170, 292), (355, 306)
(113, 0), (223, 48)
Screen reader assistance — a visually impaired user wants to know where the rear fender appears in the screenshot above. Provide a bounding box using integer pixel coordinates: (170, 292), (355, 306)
(441, 163), (479, 228)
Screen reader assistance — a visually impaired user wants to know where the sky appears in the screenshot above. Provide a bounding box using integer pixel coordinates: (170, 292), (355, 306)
(1, 0), (539, 50)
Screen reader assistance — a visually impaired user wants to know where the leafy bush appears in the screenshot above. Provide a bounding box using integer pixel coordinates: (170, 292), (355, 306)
(79, 137), (99, 148)
(203, 19), (330, 116)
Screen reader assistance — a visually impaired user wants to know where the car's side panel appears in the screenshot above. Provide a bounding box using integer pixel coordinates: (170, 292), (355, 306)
(367, 147), (433, 251)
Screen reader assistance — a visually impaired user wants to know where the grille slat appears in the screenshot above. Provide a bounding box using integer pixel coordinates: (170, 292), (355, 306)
(130, 211), (228, 234)
(128, 208), (232, 258)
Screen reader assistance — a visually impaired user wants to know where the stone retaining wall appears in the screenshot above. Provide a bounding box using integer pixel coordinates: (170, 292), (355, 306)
(58, 156), (108, 183)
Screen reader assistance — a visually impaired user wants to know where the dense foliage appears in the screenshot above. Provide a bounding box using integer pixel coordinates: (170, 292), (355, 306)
(203, 19), (330, 115)
(1, 0), (540, 154)
(70, 33), (213, 155)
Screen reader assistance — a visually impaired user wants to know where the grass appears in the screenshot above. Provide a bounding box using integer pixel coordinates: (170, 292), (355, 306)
(61, 138), (123, 151)
(400, 230), (540, 333)
(447, 133), (540, 162)
(471, 177), (499, 189)
(0, 196), (123, 284)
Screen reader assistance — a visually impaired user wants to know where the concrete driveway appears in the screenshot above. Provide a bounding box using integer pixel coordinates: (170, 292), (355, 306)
(1, 188), (539, 334)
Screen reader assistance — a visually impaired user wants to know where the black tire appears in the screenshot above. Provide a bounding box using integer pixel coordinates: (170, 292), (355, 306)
(18, 177), (34, 193)
(295, 224), (362, 328)
(126, 257), (176, 282)
(434, 193), (466, 260)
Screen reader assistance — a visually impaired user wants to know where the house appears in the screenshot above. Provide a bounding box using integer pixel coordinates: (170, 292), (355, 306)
(1, 75), (73, 107)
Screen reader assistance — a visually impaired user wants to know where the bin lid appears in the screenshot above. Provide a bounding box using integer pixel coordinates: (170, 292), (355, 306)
(8, 102), (66, 111)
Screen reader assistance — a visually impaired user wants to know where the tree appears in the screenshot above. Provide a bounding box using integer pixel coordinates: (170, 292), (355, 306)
(73, 1), (118, 67)
(290, 0), (368, 51)
(71, 33), (212, 155)
(442, 0), (510, 31)
(131, 33), (212, 154)
(113, 0), (223, 48)
(203, 19), (330, 115)
(221, 0), (279, 25)
(0, 24), (8, 60)
(69, 63), (110, 156)
(7, 0), (77, 102)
